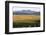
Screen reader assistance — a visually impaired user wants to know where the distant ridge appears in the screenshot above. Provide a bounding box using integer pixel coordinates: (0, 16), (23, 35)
(13, 10), (40, 15)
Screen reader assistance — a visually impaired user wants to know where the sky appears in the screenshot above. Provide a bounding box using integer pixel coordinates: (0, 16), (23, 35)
(13, 7), (40, 12)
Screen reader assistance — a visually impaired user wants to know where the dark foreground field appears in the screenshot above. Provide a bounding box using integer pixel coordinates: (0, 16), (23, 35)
(13, 20), (40, 28)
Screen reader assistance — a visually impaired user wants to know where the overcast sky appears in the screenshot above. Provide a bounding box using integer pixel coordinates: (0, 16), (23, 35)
(13, 7), (40, 12)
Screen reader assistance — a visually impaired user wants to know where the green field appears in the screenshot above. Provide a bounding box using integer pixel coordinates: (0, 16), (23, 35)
(13, 20), (40, 28)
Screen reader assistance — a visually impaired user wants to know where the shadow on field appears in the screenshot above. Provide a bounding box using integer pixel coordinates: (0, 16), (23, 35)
(13, 20), (40, 28)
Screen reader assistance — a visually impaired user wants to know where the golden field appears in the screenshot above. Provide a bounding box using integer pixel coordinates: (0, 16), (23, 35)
(13, 15), (40, 22)
(13, 15), (40, 27)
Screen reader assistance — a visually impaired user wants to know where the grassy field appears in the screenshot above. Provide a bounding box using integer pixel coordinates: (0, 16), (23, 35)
(13, 15), (40, 28)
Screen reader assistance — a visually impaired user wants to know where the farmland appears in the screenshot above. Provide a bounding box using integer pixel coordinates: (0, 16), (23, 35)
(13, 15), (40, 28)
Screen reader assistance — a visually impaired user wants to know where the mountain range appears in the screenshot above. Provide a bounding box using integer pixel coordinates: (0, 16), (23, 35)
(13, 10), (40, 15)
